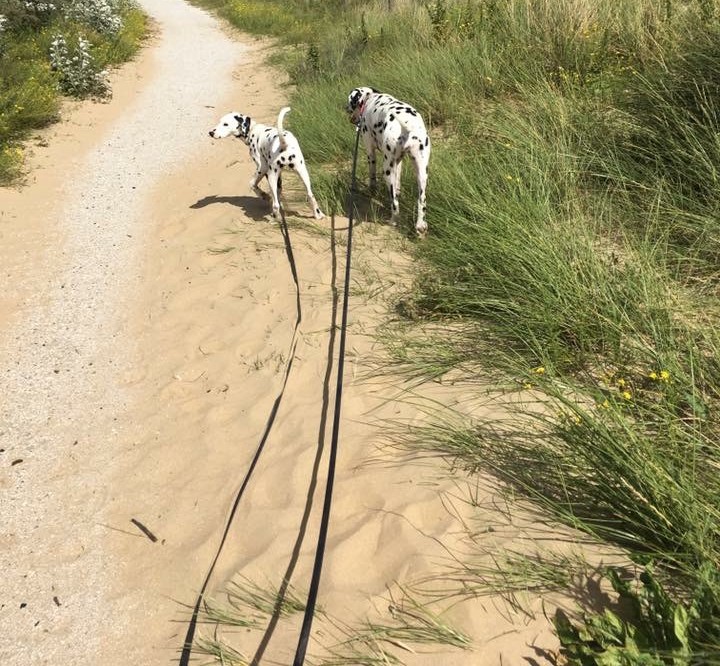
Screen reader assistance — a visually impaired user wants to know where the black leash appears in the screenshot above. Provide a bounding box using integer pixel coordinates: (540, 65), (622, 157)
(179, 212), (302, 666)
(292, 126), (362, 666)
(249, 215), (340, 666)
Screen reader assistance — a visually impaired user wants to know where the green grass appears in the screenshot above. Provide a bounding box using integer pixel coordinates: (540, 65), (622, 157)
(193, 579), (470, 666)
(0, 1), (147, 183)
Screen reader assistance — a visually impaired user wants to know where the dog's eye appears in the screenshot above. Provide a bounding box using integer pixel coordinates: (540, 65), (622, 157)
(223, 122), (228, 126)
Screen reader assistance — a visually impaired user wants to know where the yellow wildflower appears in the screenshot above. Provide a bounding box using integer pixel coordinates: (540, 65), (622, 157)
(533, 366), (546, 375)
(648, 371), (658, 380)
(660, 370), (670, 382)
(622, 391), (632, 400)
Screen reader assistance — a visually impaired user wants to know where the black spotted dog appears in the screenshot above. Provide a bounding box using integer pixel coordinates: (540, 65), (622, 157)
(209, 106), (324, 220)
(347, 87), (430, 236)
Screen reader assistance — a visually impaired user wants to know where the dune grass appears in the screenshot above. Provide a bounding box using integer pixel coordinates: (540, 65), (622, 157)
(193, 578), (470, 666)
(188, 0), (720, 660)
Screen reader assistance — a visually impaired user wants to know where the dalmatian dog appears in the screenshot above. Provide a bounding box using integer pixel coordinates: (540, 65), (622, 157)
(209, 106), (324, 220)
(347, 87), (430, 236)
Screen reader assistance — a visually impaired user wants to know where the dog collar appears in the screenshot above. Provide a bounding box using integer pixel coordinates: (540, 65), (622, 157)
(352, 100), (366, 126)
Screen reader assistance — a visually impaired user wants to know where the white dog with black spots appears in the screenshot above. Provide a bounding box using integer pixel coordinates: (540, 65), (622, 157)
(209, 106), (324, 220)
(347, 87), (430, 236)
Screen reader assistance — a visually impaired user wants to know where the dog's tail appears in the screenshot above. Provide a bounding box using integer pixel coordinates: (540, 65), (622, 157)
(277, 106), (291, 151)
(398, 115), (429, 154)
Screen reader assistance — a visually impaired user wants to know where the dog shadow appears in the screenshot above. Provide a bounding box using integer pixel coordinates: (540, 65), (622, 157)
(190, 194), (270, 221)
(190, 193), (322, 224)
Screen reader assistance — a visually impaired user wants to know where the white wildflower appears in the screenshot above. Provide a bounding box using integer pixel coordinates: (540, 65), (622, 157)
(50, 32), (111, 99)
(64, 0), (123, 35)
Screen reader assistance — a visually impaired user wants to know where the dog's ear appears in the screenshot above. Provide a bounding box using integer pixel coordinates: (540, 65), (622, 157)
(370, 87), (379, 93)
(233, 114), (251, 138)
(348, 89), (363, 110)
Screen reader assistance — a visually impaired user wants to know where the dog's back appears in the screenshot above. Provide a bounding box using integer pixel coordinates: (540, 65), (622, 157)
(365, 93), (428, 154)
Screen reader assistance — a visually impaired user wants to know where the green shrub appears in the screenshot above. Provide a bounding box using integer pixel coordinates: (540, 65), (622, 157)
(0, 0), (146, 181)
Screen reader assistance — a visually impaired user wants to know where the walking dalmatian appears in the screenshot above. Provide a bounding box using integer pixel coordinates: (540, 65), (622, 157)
(209, 106), (324, 220)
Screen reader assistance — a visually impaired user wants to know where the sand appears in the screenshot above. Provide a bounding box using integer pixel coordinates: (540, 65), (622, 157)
(0, 1), (566, 664)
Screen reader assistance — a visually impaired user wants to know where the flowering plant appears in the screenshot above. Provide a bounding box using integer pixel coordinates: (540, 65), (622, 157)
(50, 33), (110, 98)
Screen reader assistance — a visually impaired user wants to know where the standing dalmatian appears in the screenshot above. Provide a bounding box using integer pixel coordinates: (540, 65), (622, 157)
(346, 87), (430, 237)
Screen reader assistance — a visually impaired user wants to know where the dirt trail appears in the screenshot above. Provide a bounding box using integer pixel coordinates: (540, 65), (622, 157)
(0, 2), (560, 664)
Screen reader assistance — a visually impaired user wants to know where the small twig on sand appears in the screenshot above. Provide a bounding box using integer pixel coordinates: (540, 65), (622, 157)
(130, 518), (158, 543)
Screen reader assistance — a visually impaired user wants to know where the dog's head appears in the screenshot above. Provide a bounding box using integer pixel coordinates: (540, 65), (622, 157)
(208, 112), (252, 140)
(346, 87), (377, 124)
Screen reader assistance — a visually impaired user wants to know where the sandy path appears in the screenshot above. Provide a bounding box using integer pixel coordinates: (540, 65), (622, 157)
(0, 2), (563, 664)
(0, 2), (247, 662)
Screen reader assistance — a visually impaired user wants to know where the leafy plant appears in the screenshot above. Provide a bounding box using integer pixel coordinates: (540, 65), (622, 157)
(63, 0), (124, 35)
(554, 567), (715, 665)
(49, 33), (110, 98)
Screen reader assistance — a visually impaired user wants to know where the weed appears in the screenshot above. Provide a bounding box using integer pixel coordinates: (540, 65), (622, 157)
(50, 33), (110, 99)
(555, 566), (720, 665)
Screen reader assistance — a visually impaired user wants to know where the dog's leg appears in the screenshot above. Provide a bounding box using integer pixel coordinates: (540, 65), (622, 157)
(295, 163), (325, 220)
(266, 168), (282, 218)
(383, 153), (401, 225)
(410, 146), (430, 237)
(362, 132), (377, 190)
(249, 149), (264, 192)
(250, 165), (267, 198)
(250, 174), (263, 195)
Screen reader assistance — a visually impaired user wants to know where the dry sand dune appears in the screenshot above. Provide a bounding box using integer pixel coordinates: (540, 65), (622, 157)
(0, 1), (565, 664)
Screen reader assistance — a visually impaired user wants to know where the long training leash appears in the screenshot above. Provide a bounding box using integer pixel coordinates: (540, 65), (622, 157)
(292, 125), (362, 666)
(178, 212), (303, 666)
(248, 214), (340, 666)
